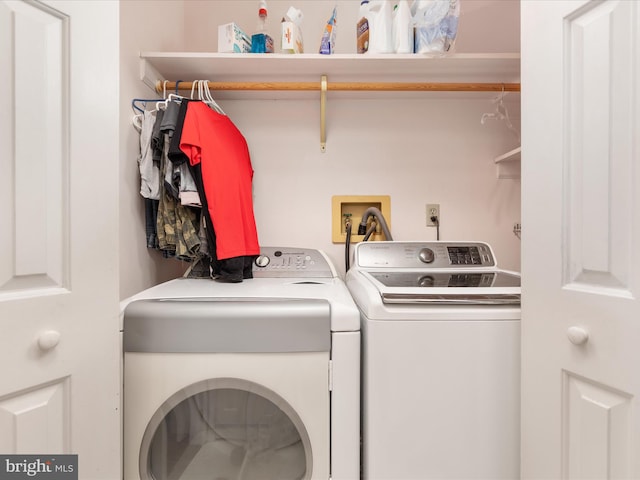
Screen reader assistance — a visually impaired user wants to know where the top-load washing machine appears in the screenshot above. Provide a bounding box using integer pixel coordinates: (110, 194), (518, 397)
(345, 241), (521, 480)
(121, 247), (360, 480)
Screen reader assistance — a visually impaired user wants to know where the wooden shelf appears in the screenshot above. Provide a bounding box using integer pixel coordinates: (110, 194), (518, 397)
(494, 146), (521, 179)
(495, 146), (521, 163)
(140, 52), (521, 99)
(138, 51), (521, 151)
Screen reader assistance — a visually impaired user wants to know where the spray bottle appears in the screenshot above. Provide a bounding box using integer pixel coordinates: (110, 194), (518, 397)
(251, 0), (274, 53)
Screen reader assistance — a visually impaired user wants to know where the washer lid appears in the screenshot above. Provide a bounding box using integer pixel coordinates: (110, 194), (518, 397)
(361, 270), (521, 305)
(368, 270), (520, 288)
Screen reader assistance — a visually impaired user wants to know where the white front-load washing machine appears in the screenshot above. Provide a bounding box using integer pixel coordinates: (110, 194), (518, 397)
(346, 241), (521, 480)
(121, 247), (360, 480)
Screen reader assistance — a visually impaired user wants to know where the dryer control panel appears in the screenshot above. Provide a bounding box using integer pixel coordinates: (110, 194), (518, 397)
(252, 247), (335, 278)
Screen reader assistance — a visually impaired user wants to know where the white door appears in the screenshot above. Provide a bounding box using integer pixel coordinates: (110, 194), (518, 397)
(521, 1), (640, 478)
(0, 0), (120, 477)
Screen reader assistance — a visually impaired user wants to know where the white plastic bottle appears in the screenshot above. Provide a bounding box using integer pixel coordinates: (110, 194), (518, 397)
(367, 0), (393, 54)
(251, 0), (274, 53)
(392, 0), (413, 53)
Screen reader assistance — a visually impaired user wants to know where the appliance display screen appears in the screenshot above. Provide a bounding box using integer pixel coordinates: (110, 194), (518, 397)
(447, 246), (483, 265)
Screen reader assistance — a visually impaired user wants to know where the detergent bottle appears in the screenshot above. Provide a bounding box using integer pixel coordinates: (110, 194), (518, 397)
(392, 0), (413, 53)
(357, 0), (370, 54)
(367, 0), (393, 54)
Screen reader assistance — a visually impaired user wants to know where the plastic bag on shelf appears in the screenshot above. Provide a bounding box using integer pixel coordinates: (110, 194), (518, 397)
(413, 0), (460, 55)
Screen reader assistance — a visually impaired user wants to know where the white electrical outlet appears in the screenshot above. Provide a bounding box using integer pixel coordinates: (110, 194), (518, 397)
(426, 204), (440, 227)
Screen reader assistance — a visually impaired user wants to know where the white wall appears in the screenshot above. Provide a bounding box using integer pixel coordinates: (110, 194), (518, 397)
(119, 0), (522, 297)
(119, 0), (189, 299)
(222, 96), (521, 276)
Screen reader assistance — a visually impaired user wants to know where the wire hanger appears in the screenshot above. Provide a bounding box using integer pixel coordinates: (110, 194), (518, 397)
(131, 98), (159, 113)
(154, 80), (188, 111)
(480, 85), (520, 142)
(191, 79), (225, 115)
(131, 80), (168, 119)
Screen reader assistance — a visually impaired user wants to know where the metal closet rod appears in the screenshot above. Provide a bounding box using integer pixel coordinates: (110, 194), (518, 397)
(156, 80), (521, 93)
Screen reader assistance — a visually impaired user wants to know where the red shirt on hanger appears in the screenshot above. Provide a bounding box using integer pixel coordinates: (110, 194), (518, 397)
(179, 101), (260, 261)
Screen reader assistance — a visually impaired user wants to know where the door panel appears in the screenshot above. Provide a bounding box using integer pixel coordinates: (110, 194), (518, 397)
(0, 0), (68, 296)
(522, 1), (640, 478)
(562, 372), (632, 479)
(564, 0), (635, 293)
(0, 1), (120, 476)
(0, 378), (69, 454)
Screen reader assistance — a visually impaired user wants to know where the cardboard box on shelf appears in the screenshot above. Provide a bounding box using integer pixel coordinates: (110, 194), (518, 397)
(281, 21), (303, 53)
(218, 22), (251, 53)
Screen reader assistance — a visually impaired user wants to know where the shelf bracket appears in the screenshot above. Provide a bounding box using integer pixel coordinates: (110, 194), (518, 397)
(140, 59), (163, 93)
(320, 75), (327, 153)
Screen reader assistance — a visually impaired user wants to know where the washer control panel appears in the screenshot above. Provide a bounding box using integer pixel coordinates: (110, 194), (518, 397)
(252, 247), (335, 278)
(356, 241), (497, 269)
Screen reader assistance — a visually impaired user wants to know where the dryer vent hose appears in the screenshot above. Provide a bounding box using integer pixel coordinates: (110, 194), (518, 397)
(357, 207), (393, 241)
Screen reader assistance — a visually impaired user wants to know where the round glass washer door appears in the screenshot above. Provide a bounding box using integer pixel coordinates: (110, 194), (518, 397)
(139, 378), (312, 480)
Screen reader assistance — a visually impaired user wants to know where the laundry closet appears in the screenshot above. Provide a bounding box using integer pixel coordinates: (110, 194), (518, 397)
(123, 1), (638, 477)
(119, 3), (522, 479)
(0, 1), (521, 478)
(6, 1), (636, 479)
(124, 1), (639, 475)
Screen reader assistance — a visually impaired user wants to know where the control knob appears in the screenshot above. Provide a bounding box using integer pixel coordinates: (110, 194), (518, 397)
(418, 248), (435, 264)
(255, 255), (270, 268)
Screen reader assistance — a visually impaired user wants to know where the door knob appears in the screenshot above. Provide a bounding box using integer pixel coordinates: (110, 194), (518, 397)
(38, 330), (61, 350)
(567, 326), (589, 345)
